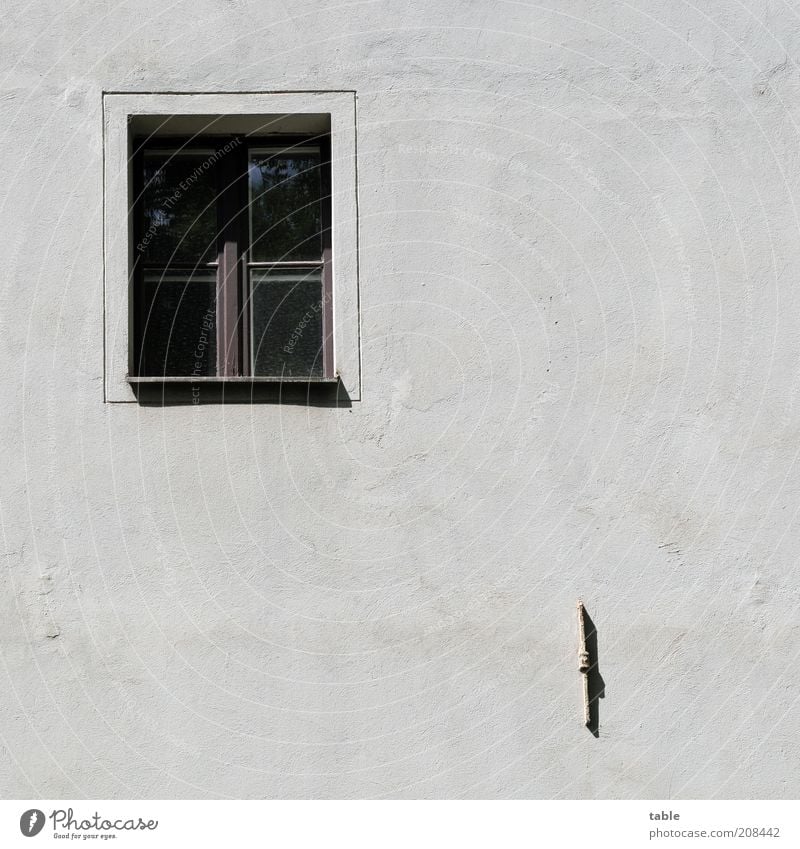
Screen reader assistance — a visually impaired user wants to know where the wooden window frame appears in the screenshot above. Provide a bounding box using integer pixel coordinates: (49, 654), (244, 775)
(130, 133), (335, 382)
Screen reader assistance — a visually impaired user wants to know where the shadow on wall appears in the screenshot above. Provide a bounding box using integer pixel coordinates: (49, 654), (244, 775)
(131, 379), (353, 407)
(583, 606), (605, 738)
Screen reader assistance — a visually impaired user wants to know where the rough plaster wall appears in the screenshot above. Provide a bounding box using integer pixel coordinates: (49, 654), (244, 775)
(1, 0), (799, 798)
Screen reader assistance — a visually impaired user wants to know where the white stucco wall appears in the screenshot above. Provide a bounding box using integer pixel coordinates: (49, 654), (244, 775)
(1, 0), (799, 799)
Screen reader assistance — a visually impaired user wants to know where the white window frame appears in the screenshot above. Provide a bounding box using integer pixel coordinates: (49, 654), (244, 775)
(102, 91), (360, 402)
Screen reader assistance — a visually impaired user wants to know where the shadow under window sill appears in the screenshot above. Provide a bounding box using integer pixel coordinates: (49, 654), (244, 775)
(127, 375), (351, 407)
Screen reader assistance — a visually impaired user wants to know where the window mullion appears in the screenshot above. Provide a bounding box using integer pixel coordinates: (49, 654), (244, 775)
(216, 138), (242, 377)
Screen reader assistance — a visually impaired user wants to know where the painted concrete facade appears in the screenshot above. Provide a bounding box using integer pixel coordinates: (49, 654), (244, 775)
(1, 0), (799, 798)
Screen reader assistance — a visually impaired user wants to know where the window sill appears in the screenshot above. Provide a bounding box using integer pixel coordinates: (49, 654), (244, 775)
(127, 375), (339, 384)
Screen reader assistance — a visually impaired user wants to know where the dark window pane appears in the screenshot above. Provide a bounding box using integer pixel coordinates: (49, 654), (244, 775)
(138, 271), (217, 376)
(250, 268), (323, 377)
(140, 151), (219, 264)
(249, 148), (322, 261)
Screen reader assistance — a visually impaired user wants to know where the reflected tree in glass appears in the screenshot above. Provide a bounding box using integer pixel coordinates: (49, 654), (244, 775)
(249, 149), (322, 261)
(141, 152), (220, 265)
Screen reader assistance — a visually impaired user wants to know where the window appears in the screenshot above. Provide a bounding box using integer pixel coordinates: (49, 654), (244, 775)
(102, 92), (360, 403)
(132, 135), (334, 381)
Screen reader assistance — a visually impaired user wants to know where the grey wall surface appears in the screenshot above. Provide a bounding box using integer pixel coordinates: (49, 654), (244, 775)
(1, 0), (799, 799)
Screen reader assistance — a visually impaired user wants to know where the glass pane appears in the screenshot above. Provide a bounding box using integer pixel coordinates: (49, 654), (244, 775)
(140, 151), (219, 264)
(138, 271), (217, 376)
(250, 268), (324, 377)
(249, 148), (322, 261)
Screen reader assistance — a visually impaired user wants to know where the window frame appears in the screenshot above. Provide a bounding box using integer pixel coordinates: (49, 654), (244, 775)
(102, 92), (360, 404)
(131, 133), (335, 381)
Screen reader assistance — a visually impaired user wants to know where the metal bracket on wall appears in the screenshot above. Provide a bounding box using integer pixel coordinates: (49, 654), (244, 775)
(577, 600), (591, 728)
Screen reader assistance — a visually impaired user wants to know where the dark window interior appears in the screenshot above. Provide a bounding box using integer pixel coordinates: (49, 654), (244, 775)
(132, 135), (332, 379)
